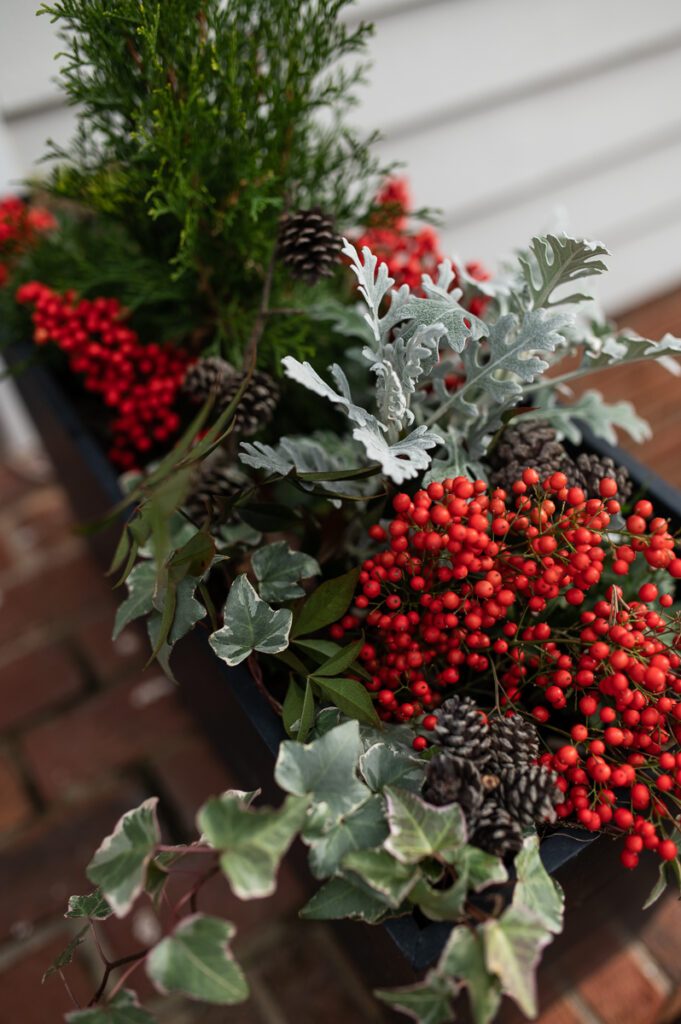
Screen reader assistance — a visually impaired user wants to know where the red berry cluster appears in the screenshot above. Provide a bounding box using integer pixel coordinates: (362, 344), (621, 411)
(355, 177), (490, 312)
(15, 281), (193, 469)
(331, 472), (681, 865)
(0, 195), (55, 286)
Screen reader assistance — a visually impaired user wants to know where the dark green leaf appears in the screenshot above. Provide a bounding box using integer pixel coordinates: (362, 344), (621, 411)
(311, 675), (381, 727)
(108, 528), (132, 577)
(252, 541), (319, 603)
(342, 849), (420, 907)
(312, 638), (364, 678)
(375, 977), (457, 1024)
(359, 743), (425, 794)
(168, 531), (215, 580)
(238, 502), (301, 532)
(282, 677), (305, 739)
(112, 561), (156, 640)
(291, 567), (361, 638)
(146, 915), (248, 1005)
(300, 877), (393, 923)
(86, 797), (160, 917)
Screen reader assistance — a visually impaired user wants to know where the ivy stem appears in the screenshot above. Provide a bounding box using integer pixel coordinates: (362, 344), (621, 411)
(88, 948), (150, 1006)
(59, 969), (80, 1009)
(104, 954), (149, 1005)
(169, 863), (220, 930)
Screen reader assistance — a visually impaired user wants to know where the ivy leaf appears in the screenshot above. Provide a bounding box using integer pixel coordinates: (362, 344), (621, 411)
(303, 794), (389, 878)
(146, 915), (248, 1005)
(375, 976), (457, 1024)
(342, 849), (421, 908)
(112, 561), (156, 639)
(483, 906), (554, 1018)
(209, 574), (292, 666)
(384, 787), (467, 864)
(42, 926), (88, 981)
(292, 567), (361, 638)
(455, 845), (508, 892)
(311, 675), (381, 727)
(437, 926), (502, 1024)
(274, 719), (369, 821)
(409, 875), (468, 922)
(359, 743), (426, 794)
(352, 422), (443, 485)
(198, 794), (308, 899)
(65, 988), (158, 1023)
(65, 889), (112, 920)
(252, 541), (320, 603)
(518, 234), (609, 309)
(300, 876), (393, 923)
(512, 835), (564, 934)
(166, 574), (205, 644)
(86, 798), (160, 917)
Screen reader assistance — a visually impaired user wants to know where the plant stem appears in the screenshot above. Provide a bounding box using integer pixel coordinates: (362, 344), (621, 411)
(241, 243), (278, 372)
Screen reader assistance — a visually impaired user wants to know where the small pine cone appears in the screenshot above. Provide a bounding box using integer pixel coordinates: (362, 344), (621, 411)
(277, 207), (341, 284)
(470, 800), (523, 858)
(573, 452), (633, 501)
(499, 765), (561, 829)
(487, 419), (578, 495)
(216, 369), (279, 437)
(422, 754), (485, 821)
(434, 695), (492, 765)
(489, 715), (540, 769)
(184, 451), (243, 526)
(181, 356), (234, 402)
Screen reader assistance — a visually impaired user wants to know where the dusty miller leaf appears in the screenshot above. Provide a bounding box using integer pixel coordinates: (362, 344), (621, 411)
(352, 422), (442, 484)
(523, 389), (651, 445)
(281, 356), (375, 428)
(209, 575), (292, 666)
(518, 234), (609, 309)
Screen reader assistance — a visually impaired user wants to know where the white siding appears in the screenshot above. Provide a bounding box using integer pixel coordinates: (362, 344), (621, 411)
(2, 0), (681, 313)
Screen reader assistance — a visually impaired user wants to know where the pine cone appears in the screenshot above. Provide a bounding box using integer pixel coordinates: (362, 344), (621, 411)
(422, 754), (486, 820)
(182, 358), (279, 438)
(470, 800), (523, 858)
(434, 695), (492, 765)
(277, 207), (341, 284)
(184, 451), (244, 526)
(181, 356), (234, 402)
(489, 715), (540, 769)
(574, 452), (633, 501)
(499, 765), (560, 829)
(216, 369), (279, 437)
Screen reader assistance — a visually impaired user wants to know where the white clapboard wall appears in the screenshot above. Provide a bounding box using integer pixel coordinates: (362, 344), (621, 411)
(3, 0), (681, 313)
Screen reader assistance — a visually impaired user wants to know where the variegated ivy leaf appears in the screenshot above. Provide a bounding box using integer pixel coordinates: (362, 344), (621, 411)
(146, 915), (248, 1005)
(518, 389), (651, 445)
(342, 849), (421, 908)
(252, 541), (320, 603)
(482, 905), (554, 1019)
(512, 835), (564, 935)
(352, 422), (442, 485)
(209, 575), (292, 666)
(359, 743), (425, 794)
(436, 926), (502, 1024)
(302, 794), (390, 878)
(518, 234), (609, 309)
(375, 976), (457, 1024)
(384, 787), (467, 864)
(113, 561), (156, 640)
(300, 875), (393, 923)
(86, 798), (160, 917)
(65, 989), (158, 1023)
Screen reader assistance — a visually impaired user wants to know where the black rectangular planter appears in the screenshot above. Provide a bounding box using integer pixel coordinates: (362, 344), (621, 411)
(10, 349), (680, 980)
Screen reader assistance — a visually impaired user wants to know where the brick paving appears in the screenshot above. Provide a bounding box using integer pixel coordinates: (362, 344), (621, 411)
(1, 286), (681, 1022)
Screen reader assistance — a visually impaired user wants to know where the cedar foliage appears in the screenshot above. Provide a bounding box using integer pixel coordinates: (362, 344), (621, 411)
(25, 0), (387, 365)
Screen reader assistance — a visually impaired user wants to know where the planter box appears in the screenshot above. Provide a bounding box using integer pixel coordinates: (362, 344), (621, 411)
(10, 349), (679, 982)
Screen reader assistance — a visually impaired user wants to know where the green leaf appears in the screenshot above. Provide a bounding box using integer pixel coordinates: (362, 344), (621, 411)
(359, 743), (425, 794)
(42, 925), (88, 981)
(65, 988), (158, 1022)
(483, 906), (554, 1018)
(512, 835), (564, 934)
(455, 844), (507, 892)
(312, 638), (365, 678)
(311, 675), (381, 727)
(518, 234), (609, 309)
(167, 531), (215, 580)
(145, 859), (170, 908)
(282, 677), (304, 739)
(297, 680), (316, 743)
(384, 787), (467, 864)
(198, 794), (308, 899)
(291, 567), (361, 638)
(209, 574), (292, 666)
(274, 719), (369, 822)
(167, 574), (205, 645)
(112, 561), (156, 640)
(252, 541), (320, 603)
(146, 915), (248, 1005)
(65, 889), (112, 920)
(293, 638), (343, 660)
(300, 876), (393, 923)
(438, 926), (502, 1024)
(375, 977), (457, 1024)
(342, 849), (420, 908)
(86, 797), (160, 917)
(303, 794), (389, 878)
(409, 876), (468, 922)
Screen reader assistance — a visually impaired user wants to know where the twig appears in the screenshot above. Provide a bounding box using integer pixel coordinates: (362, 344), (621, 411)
(241, 243), (278, 372)
(59, 969), (80, 1009)
(247, 652), (284, 714)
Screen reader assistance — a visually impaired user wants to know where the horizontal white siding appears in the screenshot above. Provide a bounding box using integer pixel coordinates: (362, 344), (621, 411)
(2, 0), (681, 315)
